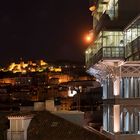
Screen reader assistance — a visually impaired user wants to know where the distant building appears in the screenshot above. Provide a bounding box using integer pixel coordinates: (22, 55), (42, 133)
(7, 60), (48, 73)
(57, 80), (101, 111)
(0, 78), (16, 85)
(0, 61), (95, 112)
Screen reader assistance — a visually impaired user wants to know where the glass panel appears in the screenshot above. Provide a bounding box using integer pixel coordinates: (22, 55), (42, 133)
(132, 27), (138, 41)
(138, 25), (140, 36)
(103, 47), (124, 58)
(126, 29), (132, 44)
(102, 31), (123, 47)
(85, 30), (124, 65)
(125, 20), (140, 60)
(107, 0), (118, 20)
(125, 44), (131, 57)
(112, 48), (119, 57)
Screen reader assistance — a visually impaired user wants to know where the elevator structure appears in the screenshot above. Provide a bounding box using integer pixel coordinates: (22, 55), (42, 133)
(86, 0), (140, 139)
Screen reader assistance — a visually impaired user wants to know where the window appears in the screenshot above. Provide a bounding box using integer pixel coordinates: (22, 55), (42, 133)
(107, 0), (118, 20)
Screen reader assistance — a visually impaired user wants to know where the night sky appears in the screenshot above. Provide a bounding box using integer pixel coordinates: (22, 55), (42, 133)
(0, 0), (92, 66)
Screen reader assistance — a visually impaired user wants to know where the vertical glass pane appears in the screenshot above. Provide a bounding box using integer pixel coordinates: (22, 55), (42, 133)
(132, 27), (137, 41)
(138, 25), (140, 36)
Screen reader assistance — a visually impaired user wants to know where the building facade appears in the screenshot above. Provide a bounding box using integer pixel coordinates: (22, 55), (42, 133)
(86, 0), (140, 140)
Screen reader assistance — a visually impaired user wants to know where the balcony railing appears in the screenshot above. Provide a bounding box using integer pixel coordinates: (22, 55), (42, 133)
(126, 36), (140, 61)
(86, 46), (125, 67)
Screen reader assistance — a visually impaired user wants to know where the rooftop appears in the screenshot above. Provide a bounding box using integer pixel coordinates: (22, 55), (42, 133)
(28, 111), (110, 140)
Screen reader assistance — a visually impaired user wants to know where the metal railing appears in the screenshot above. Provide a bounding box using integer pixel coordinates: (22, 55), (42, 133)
(102, 46), (125, 58)
(86, 46), (125, 67)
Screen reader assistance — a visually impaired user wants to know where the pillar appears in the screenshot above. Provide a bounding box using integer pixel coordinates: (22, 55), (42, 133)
(130, 77), (134, 98)
(138, 113), (140, 134)
(120, 112), (124, 133)
(103, 79), (108, 99)
(124, 78), (129, 98)
(124, 112), (129, 132)
(113, 77), (120, 96)
(103, 105), (108, 131)
(130, 113), (134, 133)
(134, 78), (138, 97)
(134, 115), (139, 134)
(114, 105), (120, 133)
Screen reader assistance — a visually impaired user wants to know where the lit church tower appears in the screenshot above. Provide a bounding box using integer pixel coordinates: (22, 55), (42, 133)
(86, 0), (140, 140)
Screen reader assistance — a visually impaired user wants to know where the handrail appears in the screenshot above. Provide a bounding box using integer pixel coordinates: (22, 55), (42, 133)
(86, 46), (125, 67)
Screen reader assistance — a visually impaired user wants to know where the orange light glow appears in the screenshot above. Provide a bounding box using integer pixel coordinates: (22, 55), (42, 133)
(84, 34), (92, 44)
(86, 35), (91, 41)
(89, 5), (96, 11)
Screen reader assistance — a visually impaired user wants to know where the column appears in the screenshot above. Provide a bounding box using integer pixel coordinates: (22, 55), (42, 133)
(108, 105), (110, 131)
(107, 78), (109, 98)
(130, 77), (134, 98)
(134, 78), (138, 97)
(138, 78), (140, 97)
(109, 105), (113, 132)
(124, 78), (129, 98)
(130, 113), (134, 133)
(103, 105), (107, 131)
(124, 111), (129, 133)
(120, 112), (124, 133)
(138, 112), (140, 134)
(120, 78), (124, 98)
(134, 115), (138, 134)
(103, 79), (107, 99)
(113, 105), (120, 133)
(113, 76), (120, 96)
(109, 78), (113, 98)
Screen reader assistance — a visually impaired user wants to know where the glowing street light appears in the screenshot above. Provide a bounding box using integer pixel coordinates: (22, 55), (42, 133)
(84, 33), (93, 44)
(85, 35), (92, 42)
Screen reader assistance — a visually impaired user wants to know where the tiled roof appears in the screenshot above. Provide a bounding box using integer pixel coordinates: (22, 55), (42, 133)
(28, 111), (110, 140)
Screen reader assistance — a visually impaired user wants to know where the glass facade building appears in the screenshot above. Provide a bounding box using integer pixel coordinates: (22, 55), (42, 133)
(86, 0), (140, 139)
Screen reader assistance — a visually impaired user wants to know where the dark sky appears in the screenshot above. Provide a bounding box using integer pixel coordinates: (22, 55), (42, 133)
(0, 0), (92, 66)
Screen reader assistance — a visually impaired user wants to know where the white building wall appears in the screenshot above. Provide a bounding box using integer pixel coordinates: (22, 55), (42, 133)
(7, 116), (33, 140)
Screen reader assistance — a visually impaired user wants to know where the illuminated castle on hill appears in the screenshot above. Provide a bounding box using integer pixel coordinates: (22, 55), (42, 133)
(8, 60), (48, 73)
(0, 59), (62, 74)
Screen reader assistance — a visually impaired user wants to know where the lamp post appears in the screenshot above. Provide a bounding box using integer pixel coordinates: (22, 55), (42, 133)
(83, 30), (93, 45)
(84, 34), (92, 44)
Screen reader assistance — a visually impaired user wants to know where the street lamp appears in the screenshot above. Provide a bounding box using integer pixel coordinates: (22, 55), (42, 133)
(84, 31), (93, 44)
(85, 35), (92, 42)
